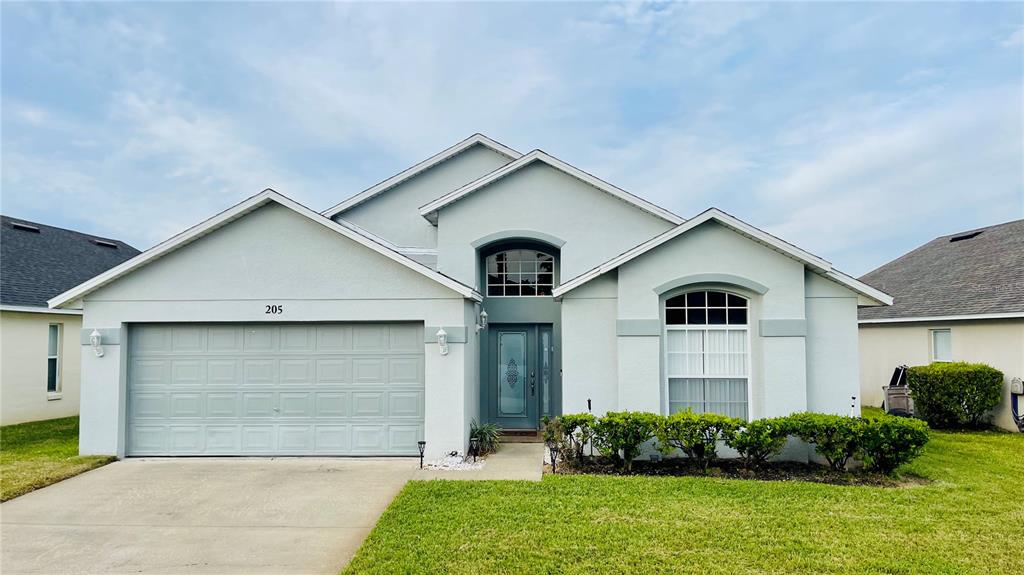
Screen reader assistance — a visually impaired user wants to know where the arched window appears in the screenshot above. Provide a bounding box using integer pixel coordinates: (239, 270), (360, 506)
(664, 290), (749, 419)
(486, 250), (555, 297)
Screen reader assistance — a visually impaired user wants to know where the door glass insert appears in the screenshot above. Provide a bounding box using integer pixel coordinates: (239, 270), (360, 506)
(540, 327), (552, 416)
(498, 331), (527, 417)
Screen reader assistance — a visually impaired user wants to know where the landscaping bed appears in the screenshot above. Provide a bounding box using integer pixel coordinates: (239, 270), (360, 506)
(546, 456), (929, 487)
(0, 416), (115, 502)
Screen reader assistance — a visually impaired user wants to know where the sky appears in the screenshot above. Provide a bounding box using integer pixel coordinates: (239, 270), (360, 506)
(2, 1), (1022, 276)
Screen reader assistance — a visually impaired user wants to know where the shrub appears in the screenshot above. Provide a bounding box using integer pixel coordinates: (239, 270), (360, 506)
(657, 411), (741, 473)
(788, 413), (865, 471)
(559, 413), (596, 460)
(725, 417), (792, 470)
(592, 411), (661, 472)
(907, 362), (1004, 429)
(859, 415), (930, 475)
(469, 419), (501, 455)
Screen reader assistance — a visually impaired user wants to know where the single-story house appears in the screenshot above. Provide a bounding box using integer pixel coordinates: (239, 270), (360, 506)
(48, 134), (892, 459)
(859, 219), (1023, 432)
(1, 216), (139, 425)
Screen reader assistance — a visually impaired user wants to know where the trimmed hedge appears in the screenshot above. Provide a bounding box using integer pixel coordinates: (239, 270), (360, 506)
(907, 362), (1003, 429)
(551, 409), (930, 475)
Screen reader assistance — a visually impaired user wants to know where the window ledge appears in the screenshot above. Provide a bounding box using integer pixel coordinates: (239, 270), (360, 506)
(47, 392), (62, 401)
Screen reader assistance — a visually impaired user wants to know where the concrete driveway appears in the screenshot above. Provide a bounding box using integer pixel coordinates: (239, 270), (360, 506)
(1, 458), (417, 574)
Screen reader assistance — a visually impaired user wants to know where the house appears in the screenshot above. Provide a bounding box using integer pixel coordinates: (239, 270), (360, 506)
(47, 134), (891, 459)
(1, 217), (140, 425)
(858, 219), (1024, 432)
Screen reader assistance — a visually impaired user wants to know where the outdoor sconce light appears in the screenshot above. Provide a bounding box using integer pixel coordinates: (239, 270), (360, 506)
(546, 438), (561, 474)
(418, 440), (426, 469)
(475, 309), (488, 333)
(468, 437), (480, 463)
(89, 329), (104, 358)
(436, 328), (449, 356)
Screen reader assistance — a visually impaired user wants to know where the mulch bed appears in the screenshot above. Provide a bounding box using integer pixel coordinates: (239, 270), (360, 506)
(545, 457), (929, 487)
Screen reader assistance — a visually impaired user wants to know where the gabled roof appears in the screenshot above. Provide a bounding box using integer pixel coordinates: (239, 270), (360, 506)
(858, 218), (1024, 323)
(48, 190), (482, 309)
(417, 150), (686, 225)
(553, 208), (893, 306)
(321, 134), (522, 218)
(1, 215), (140, 310)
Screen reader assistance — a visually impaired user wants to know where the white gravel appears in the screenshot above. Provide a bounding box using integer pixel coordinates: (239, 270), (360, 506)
(423, 453), (486, 471)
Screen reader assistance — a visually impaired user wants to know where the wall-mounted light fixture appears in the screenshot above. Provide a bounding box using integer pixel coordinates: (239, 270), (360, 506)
(475, 309), (489, 333)
(89, 329), (105, 358)
(436, 328), (449, 356)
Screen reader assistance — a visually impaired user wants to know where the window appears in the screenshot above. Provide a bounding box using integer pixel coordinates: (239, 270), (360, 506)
(931, 329), (952, 362)
(665, 291), (749, 419)
(47, 324), (62, 394)
(486, 250), (555, 296)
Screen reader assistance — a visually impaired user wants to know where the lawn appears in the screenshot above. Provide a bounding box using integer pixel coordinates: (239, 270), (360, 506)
(344, 426), (1023, 575)
(0, 416), (115, 502)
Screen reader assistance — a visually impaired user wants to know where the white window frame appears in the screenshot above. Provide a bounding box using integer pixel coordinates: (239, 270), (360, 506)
(485, 249), (556, 298)
(930, 328), (952, 363)
(663, 290), (752, 420)
(47, 323), (62, 398)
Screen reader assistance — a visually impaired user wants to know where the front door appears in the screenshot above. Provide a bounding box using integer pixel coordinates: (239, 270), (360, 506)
(488, 324), (552, 429)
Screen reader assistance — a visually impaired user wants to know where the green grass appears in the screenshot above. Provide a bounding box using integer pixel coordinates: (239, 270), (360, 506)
(344, 428), (1023, 575)
(1, 416), (115, 501)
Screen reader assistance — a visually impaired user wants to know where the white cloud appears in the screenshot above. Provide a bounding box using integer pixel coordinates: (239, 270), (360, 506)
(1002, 27), (1024, 47)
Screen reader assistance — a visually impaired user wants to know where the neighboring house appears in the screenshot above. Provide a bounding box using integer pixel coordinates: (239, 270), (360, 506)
(858, 219), (1024, 432)
(1, 217), (139, 425)
(47, 134), (891, 459)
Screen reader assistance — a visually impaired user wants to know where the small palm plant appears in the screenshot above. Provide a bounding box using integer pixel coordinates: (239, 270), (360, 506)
(470, 419), (502, 455)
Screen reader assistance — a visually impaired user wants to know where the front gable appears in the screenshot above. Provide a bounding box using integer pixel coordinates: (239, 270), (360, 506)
(87, 203), (465, 303)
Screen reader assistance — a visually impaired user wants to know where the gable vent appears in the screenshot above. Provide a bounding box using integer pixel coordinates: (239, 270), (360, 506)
(91, 239), (119, 248)
(11, 222), (40, 233)
(949, 231), (983, 242)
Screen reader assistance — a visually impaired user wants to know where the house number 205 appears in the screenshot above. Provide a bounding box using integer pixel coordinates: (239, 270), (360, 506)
(265, 305), (284, 315)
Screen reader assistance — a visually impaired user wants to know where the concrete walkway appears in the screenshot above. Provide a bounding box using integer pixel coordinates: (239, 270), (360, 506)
(417, 443), (545, 481)
(0, 458), (417, 575)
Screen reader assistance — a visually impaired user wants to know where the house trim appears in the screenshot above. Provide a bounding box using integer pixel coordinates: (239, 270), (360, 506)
(470, 229), (567, 249)
(653, 274), (770, 296)
(859, 312), (1024, 324)
(554, 208), (893, 306)
(48, 189), (482, 309)
(0, 304), (83, 316)
(418, 150), (686, 226)
(321, 134), (522, 218)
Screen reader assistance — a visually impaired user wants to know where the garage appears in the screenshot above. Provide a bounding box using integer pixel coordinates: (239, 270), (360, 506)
(126, 322), (425, 456)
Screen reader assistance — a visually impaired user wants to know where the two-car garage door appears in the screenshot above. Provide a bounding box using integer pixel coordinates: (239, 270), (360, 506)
(126, 323), (424, 456)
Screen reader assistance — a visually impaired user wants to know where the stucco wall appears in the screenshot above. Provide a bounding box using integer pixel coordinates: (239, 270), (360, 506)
(859, 319), (1024, 431)
(435, 162), (675, 287)
(561, 272), (618, 416)
(1, 311), (82, 425)
(805, 272), (861, 416)
(78, 203), (473, 458)
(337, 144), (512, 249)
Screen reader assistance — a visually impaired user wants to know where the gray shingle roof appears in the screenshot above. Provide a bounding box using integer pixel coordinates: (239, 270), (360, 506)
(1, 216), (140, 308)
(858, 219), (1024, 320)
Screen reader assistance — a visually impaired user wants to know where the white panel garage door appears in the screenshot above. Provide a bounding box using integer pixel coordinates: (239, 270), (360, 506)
(126, 323), (424, 456)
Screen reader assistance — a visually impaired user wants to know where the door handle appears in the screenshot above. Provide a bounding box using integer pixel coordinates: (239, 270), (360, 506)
(530, 371), (535, 396)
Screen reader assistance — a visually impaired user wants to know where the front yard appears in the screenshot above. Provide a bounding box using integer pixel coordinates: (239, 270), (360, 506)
(345, 427), (1023, 574)
(0, 416), (115, 501)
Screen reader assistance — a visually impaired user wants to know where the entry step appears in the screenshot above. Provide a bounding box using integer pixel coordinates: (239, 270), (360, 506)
(499, 429), (544, 443)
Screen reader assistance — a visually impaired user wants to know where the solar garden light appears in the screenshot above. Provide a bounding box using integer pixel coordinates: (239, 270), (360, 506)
(417, 441), (426, 469)
(546, 438), (560, 474)
(468, 437), (480, 462)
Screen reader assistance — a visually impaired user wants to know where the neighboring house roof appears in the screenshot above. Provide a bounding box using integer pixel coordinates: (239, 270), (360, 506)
(321, 134), (522, 219)
(417, 149), (686, 226)
(858, 219), (1024, 323)
(553, 208), (893, 306)
(1, 216), (140, 313)
(48, 190), (482, 309)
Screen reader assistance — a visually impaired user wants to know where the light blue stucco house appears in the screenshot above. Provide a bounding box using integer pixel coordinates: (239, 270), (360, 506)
(49, 134), (892, 460)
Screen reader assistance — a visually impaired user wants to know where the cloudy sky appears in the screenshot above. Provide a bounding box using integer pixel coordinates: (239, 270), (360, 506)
(2, 1), (1021, 276)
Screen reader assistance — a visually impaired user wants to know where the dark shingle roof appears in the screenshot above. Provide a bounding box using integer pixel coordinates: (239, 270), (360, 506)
(858, 219), (1024, 320)
(1, 216), (141, 308)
